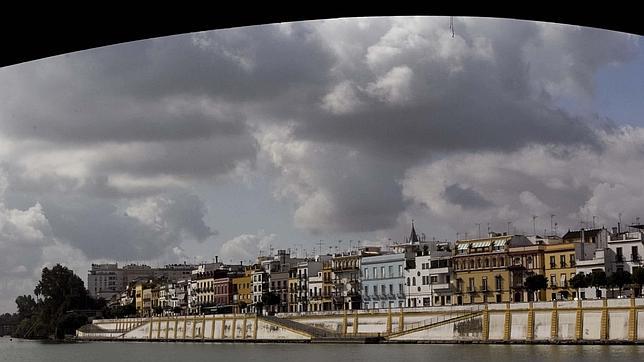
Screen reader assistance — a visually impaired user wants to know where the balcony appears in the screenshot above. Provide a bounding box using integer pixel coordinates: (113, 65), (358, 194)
(431, 282), (451, 291)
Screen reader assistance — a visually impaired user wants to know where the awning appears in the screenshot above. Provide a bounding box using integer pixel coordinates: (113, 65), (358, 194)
(457, 243), (470, 250)
(471, 241), (491, 248)
(493, 239), (508, 246)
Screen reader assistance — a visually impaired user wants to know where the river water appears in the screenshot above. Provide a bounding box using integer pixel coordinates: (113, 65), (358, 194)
(2, 337), (644, 362)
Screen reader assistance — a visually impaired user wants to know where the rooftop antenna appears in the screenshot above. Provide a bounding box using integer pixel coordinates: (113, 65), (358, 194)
(487, 223), (491, 234)
(507, 222), (512, 235)
(592, 215), (596, 228)
(554, 222), (558, 235)
(619, 212), (623, 233)
(532, 216), (537, 235)
(550, 214), (555, 234)
(318, 240), (324, 255)
(476, 223), (481, 238)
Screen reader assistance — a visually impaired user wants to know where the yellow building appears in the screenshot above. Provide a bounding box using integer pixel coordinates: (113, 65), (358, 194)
(544, 242), (578, 300)
(453, 234), (535, 304)
(135, 282), (144, 313)
(232, 269), (252, 312)
(288, 267), (298, 312)
(508, 243), (546, 302)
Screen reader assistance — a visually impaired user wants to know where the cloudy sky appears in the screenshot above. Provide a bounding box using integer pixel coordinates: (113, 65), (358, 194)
(1, 17), (643, 311)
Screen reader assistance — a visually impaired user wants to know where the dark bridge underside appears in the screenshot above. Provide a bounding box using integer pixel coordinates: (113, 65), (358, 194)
(2, 7), (643, 68)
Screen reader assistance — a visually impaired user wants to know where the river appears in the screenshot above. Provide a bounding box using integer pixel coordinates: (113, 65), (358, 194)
(2, 336), (644, 362)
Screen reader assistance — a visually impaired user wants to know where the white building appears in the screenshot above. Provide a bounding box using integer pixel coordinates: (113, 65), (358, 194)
(607, 228), (644, 274)
(404, 242), (453, 307)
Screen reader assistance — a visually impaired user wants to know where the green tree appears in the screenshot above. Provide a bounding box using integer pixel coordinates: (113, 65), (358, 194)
(607, 270), (632, 297)
(524, 274), (548, 301)
(32, 264), (97, 338)
(569, 273), (589, 299)
(15, 295), (37, 319)
(633, 267), (644, 297)
(587, 270), (607, 298)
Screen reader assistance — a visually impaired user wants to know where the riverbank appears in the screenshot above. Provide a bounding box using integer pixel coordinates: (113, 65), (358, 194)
(77, 298), (644, 344)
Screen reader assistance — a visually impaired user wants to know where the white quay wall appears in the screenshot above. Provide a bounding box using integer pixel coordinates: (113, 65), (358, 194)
(78, 299), (644, 343)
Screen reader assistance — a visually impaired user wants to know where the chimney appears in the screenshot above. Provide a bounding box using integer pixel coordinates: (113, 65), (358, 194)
(215, 256), (219, 263)
(612, 227), (618, 234)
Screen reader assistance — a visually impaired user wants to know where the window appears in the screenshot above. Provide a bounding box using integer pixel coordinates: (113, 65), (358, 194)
(381, 267), (385, 279)
(632, 246), (639, 261)
(381, 285), (386, 295)
(560, 255), (566, 267)
(407, 277), (410, 286)
(389, 284), (394, 295)
(373, 267), (377, 279)
(550, 274), (556, 287)
(492, 258), (497, 267)
(550, 256), (556, 268)
(364, 268), (369, 279)
(569, 254), (575, 266)
(499, 258), (505, 267)
(560, 274), (567, 288)
(430, 275), (438, 283)
(485, 258), (489, 267)
(399, 284), (404, 294)
(412, 277), (416, 286)
(389, 265), (393, 277)
(468, 278), (475, 292)
(373, 285), (378, 295)
(481, 277), (488, 291)
(617, 247), (623, 262)
(445, 275), (450, 284)
(495, 276), (502, 291)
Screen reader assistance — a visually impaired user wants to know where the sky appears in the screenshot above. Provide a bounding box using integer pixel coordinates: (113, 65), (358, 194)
(1, 17), (644, 312)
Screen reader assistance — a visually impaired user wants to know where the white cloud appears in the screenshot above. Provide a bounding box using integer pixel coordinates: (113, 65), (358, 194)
(365, 66), (414, 105)
(321, 81), (362, 114)
(219, 230), (276, 263)
(402, 127), (644, 237)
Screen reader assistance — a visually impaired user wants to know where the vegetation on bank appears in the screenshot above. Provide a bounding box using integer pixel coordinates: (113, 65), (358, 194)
(6, 264), (106, 339)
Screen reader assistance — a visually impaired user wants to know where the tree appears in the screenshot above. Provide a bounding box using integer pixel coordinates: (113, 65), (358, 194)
(569, 273), (589, 299)
(524, 275), (548, 301)
(587, 270), (607, 298)
(633, 267), (644, 297)
(15, 295), (37, 319)
(261, 291), (281, 314)
(607, 270), (632, 297)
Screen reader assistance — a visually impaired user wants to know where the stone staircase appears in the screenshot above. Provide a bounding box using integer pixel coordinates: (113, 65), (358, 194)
(260, 315), (343, 339)
(386, 310), (484, 339)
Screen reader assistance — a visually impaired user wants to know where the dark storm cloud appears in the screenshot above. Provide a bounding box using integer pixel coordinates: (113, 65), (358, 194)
(444, 183), (493, 209)
(40, 192), (215, 260)
(0, 17), (640, 249)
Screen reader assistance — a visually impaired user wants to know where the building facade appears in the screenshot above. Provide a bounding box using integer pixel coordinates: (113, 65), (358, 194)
(361, 253), (407, 310)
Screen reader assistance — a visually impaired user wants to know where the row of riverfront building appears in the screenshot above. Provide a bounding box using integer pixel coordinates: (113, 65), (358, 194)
(88, 222), (644, 316)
